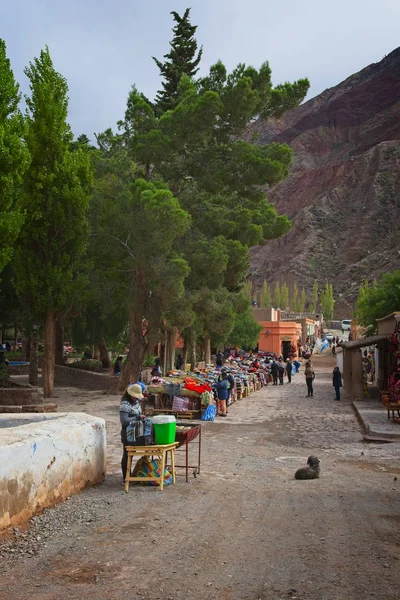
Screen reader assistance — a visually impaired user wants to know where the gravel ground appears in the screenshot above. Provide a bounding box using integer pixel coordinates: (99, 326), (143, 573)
(1, 354), (400, 600)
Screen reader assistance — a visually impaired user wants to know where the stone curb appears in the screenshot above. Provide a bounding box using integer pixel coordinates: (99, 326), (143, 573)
(352, 401), (400, 442)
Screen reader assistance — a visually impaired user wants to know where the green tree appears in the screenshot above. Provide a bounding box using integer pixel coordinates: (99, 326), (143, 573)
(116, 13), (309, 374)
(153, 8), (203, 114)
(320, 283), (335, 322)
(291, 282), (299, 312)
(356, 270), (400, 333)
(273, 282), (281, 309)
(226, 307), (262, 350)
(0, 40), (30, 273)
(357, 280), (370, 303)
(298, 287), (307, 313)
(13, 47), (93, 397)
(281, 282), (289, 310)
(260, 280), (271, 308)
(90, 130), (191, 383)
(309, 280), (319, 313)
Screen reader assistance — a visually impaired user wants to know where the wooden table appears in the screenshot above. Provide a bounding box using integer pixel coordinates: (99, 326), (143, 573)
(124, 443), (179, 492)
(173, 423), (202, 482)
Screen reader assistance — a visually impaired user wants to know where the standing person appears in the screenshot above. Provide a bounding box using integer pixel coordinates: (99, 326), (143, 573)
(278, 360), (285, 385)
(119, 384), (145, 482)
(332, 366), (342, 401)
(176, 354), (184, 370)
(286, 358), (293, 383)
(113, 355), (123, 376)
(270, 360), (279, 385)
(214, 372), (229, 416)
(151, 358), (162, 377)
(216, 351), (223, 368)
(219, 367), (235, 411)
(304, 361), (314, 397)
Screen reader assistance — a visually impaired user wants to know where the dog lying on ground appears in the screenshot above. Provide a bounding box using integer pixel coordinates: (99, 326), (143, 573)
(294, 456), (320, 480)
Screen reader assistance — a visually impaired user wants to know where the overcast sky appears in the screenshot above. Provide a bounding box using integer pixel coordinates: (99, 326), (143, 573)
(2, 0), (399, 139)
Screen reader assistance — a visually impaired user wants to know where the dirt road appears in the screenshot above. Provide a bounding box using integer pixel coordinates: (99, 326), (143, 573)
(2, 355), (400, 600)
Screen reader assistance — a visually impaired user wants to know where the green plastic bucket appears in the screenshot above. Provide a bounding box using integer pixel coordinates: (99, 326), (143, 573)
(151, 415), (176, 445)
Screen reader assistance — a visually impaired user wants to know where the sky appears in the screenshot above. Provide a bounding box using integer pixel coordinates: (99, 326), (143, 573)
(2, 0), (399, 139)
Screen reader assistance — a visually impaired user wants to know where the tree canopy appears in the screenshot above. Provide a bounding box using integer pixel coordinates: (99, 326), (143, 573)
(356, 270), (400, 333)
(320, 283), (335, 322)
(1, 9), (311, 386)
(0, 39), (30, 274)
(13, 47), (93, 396)
(153, 8), (203, 114)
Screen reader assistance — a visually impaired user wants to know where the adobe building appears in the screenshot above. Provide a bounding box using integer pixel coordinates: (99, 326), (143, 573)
(252, 308), (301, 358)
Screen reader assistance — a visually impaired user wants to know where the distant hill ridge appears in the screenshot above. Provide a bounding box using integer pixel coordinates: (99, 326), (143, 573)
(249, 47), (400, 316)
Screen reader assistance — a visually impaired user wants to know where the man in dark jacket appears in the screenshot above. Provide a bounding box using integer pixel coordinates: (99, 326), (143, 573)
(332, 366), (342, 401)
(270, 360), (279, 385)
(286, 359), (293, 383)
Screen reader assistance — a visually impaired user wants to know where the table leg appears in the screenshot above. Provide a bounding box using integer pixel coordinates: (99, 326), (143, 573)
(160, 451), (165, 491)
(198, 427), (202, 475)
(185, 438), (189, 482)
(171, 449), (176, 484)
(125, 453), (133, 493)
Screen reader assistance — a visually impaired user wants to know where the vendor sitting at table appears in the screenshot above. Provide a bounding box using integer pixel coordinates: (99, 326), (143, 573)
(120, 383), (146, 482)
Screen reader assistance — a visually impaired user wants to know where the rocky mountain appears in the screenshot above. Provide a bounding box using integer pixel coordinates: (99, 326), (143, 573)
(249, 47), (400, 317)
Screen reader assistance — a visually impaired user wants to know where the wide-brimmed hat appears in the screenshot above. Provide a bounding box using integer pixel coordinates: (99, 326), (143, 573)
(126, 384), (144, 399)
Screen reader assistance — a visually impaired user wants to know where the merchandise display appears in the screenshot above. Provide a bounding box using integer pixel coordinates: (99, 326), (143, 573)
(142, 353), (287, 419)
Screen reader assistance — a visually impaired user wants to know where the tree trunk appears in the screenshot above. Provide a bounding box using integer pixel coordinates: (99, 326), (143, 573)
(97, 337), (111, 369)
(204, 336), (211, 365)
(29, 329), (39, 387)
(23, 335), (31, 361)
(182, 339), (188, 370)
(121, 310), (149, 389)
(55, 319), (64, 365)
(13, 323), (18, 352)
(159, 341), (165, 375)
(43, 312), (55, 398)
(162, 327), (168, 374)
(190, 329), (196, 371)
(93, 345), (101, 360)
(168, 327), (176, 371)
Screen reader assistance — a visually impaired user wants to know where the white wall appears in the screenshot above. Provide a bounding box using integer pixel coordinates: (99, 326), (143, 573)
(0, 413), (106, 530)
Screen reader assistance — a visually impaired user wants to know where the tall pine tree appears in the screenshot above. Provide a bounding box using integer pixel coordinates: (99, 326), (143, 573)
(153, 8), (203, 114)
(0, 40), (30, 273)
(14, 47), (93, 397)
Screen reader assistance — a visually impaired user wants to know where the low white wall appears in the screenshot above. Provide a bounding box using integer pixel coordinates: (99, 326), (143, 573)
(0, 413), (106, 530)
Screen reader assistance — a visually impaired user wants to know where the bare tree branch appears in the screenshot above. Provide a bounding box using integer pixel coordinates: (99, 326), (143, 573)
(91, 233), (136, 261)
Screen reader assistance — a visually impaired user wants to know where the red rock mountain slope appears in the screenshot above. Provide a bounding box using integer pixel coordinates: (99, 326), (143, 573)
(249, 47), (400, 313)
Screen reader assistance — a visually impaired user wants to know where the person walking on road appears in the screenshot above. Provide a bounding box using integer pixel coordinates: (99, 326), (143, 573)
(332, 366), (342, 401)
(286, 358), (293, 383)
(304, 360), (314, 397)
